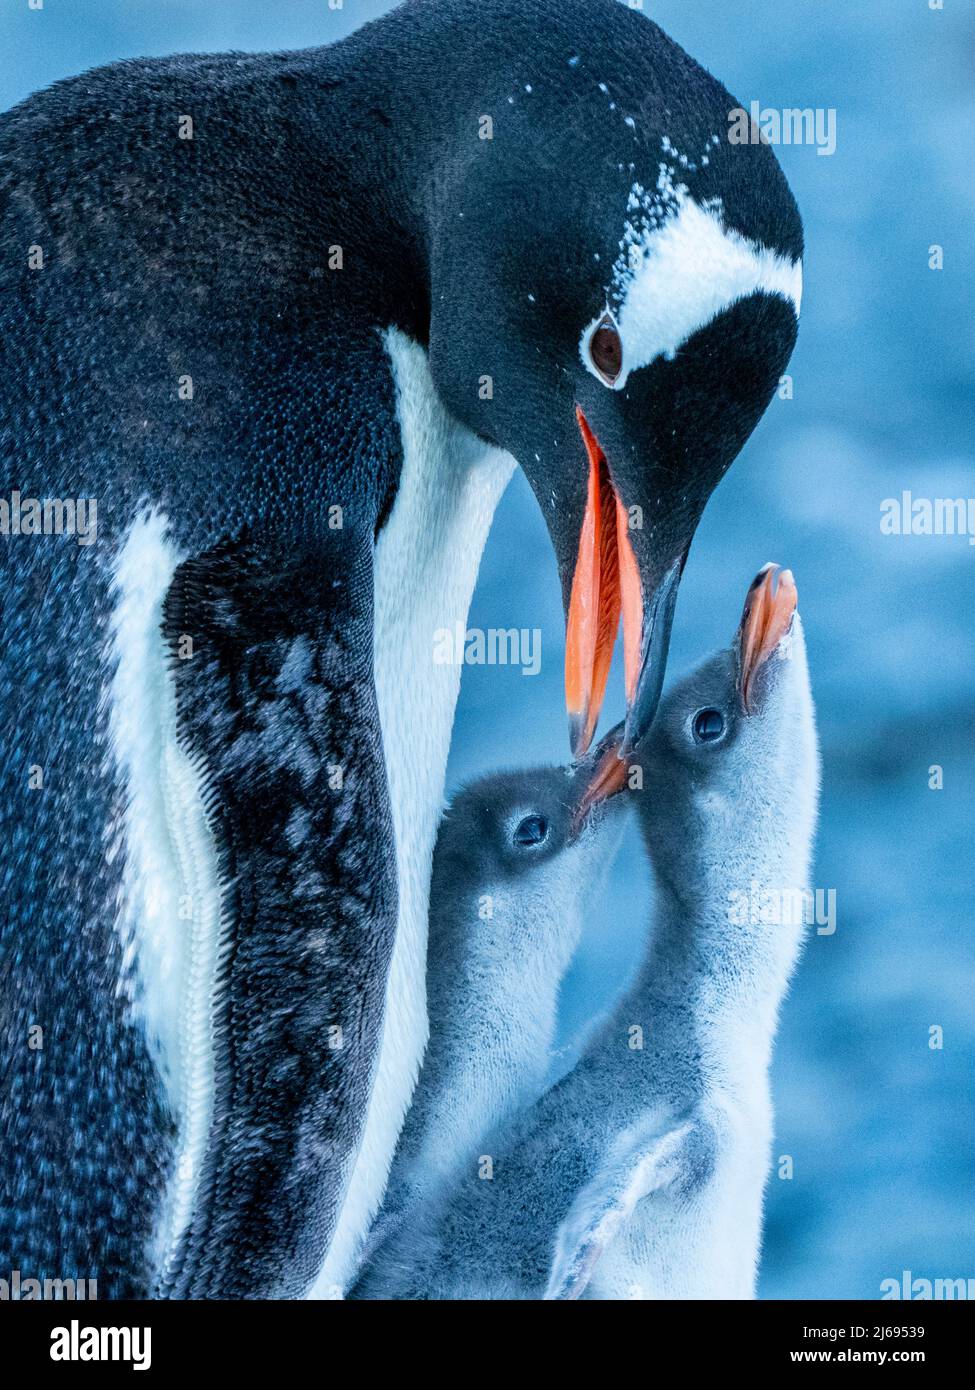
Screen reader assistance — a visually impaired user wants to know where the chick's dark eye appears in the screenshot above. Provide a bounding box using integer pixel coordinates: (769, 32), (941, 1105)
(590, 317), (622, 384)
(513, 814), (548, 847)
(693, 708), (725, 744)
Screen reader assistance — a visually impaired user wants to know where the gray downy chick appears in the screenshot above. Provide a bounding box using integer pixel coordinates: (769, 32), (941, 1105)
(357, 726), (631, 1274)
(353, 563), (819, 1299)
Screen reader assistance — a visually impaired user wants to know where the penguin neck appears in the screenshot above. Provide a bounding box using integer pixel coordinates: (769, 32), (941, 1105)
(400, 939), (559, 1194)
(624, 846), (809, 1096)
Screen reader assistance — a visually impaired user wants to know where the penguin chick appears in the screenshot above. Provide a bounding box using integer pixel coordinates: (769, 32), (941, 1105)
(363, 727), (631, 1261)
(353, 563), (819, 1300)
(543, 562), (821, 1300)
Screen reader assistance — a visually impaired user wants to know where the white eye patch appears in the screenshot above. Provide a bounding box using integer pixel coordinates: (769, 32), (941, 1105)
(580, 186), (802, 391)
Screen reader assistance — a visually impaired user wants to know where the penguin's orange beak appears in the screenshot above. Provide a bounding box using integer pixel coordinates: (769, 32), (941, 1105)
(736, 563), (798, 713)
(564, 407), (642, 757)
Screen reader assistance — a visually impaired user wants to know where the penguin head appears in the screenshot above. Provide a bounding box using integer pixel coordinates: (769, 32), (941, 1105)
(634, 564), (819, 899)
(429, 724), (630, 965)
(424, 0), (802, 760)
(435, 723), (630, 881)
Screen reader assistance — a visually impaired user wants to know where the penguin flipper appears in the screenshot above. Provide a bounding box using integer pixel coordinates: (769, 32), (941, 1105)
(544, 1117), (696, 1301)
(158, 528), (396, 1298)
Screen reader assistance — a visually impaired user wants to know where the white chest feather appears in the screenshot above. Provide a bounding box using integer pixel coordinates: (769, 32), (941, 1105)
(107, 509), (224, 1287)
(309, 329), (515, 1295)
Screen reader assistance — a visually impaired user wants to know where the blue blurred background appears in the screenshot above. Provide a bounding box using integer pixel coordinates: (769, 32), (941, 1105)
(4, 0), (972, 1299)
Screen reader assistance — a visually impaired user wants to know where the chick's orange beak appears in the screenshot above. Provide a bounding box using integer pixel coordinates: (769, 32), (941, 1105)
(571, 723), (630, 835)
(737, 563), (798, 713)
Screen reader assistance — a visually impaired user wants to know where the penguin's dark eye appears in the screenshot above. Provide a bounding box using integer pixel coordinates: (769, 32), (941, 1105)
(692, 708), (725, 744)
(512, 814), (548, 847)
(590, 316), (623, 384)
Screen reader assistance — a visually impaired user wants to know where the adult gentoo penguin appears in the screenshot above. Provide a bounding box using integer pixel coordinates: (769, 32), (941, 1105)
(365, 729), (629, 1257)
(354, 565), (819, 1300)
(0, 0), (802, 1297)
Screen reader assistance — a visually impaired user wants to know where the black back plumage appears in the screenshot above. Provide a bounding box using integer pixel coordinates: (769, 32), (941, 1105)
(0, 36), (413, 1295)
